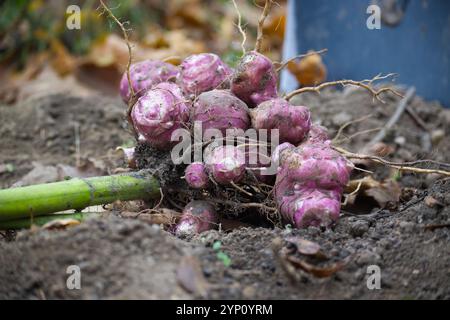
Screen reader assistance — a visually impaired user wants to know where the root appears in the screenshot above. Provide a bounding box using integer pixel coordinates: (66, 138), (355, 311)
(98, 0), (138, 139)
(231, 0), (247, 56)
(334, 146), (450, 177)
(284, 73), (404, 103)
(210, 198), (277, 213)
(275, 49), (328, 72)
(255, 0), (273, 52)
(332, 114), (373, 143)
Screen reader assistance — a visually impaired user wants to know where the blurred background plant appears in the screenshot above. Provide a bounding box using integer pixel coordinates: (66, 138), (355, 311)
(0, 0), (286, 102)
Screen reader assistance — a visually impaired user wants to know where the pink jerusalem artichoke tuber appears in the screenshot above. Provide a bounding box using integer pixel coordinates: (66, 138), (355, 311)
(178, 53), (233, 96)
(231, 51), (278, 107)
(274, 142), (353, 228)
(251, 98), (311, 145)
(131, 82), (190, 150)
(119, 60), (179, 103)
(185, 162), (209, 189)
(205, 145), (246, 185)
(192, 90), (250, 136)
(307, 124), (330, 144)
(175, 200), (218, 236)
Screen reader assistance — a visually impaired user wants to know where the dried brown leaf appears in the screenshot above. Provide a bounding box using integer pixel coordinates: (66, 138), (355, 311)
(41, 218), (80, 230)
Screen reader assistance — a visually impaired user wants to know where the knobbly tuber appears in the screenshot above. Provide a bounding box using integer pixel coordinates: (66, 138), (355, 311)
(131, 82), (190, 150)
(175, 200), (218, 236)
(192, 89), (250, 136)
(119, 60), (179, 103)
(231, 51), (278, 107)
(205, 145), (246, 185)
(178, 53), (233, 97)
(274, 141), (354, 228)
(251, 98), (311, 145)
(185, 162), (209, 189)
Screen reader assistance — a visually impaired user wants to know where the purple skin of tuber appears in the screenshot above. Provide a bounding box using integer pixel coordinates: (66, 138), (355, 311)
(175, 200), (218, 236)
(205, 145), (246, 185)
(178, 53), (233, 96)
(185, 162), (209, 189)
(306, 124), (330, 144)
(119, 60), (179, 103)
(131, 82), (190, 150)
(251, 98), (312, 145)
(231, 51), (278, 107)
(278, 188), (342, 228)
(192, 90), (250, 136)
(274, 143), (354, 228)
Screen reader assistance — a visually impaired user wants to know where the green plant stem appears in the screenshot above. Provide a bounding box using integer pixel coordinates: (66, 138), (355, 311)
(0, 170), (159, 222)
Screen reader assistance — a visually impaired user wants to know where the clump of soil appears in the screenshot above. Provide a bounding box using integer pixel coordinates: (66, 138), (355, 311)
(134, 142), (185, 188)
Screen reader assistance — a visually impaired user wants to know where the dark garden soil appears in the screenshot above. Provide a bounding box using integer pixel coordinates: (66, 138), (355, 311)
(0, 89), (449, 299)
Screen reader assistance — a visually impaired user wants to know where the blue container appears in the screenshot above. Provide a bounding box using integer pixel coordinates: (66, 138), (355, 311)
(281, 0), (450, 107)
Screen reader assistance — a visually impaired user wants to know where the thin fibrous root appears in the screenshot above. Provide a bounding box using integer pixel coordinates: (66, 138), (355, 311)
(284, 73), (404, 103)
(275, 49), (328, 72)
(332, 114), (373, 143)
(210, 198), (277, 213)
(255, 0), (273, 52)
(231, 0), (247, 56)
(98, 0), (138, 139)
(333, 146), (450, 177)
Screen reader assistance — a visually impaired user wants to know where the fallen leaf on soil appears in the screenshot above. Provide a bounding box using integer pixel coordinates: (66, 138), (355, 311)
(424, 196), (444, 208)
(344, 176), (401, 208)
(365, 179), (401, 208)
(41, 218), (80, 230)
(177, 255), (209, 298)
(284, 252), (348, 278)
(273, 238), (348, 280)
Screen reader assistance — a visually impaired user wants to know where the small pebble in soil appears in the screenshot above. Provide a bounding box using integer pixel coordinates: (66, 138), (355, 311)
(398, 221), (416, 233)
(356, 250), (381, 266)
(350, 220), (370, 238)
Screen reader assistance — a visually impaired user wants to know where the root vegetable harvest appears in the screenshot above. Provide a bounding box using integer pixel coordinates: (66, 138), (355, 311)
(3, 0), (447, 232)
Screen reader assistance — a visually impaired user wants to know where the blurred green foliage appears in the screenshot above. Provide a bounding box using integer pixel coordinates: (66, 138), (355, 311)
(0, 0), (159, 67)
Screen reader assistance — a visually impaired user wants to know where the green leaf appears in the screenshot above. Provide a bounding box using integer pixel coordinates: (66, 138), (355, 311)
(212, 240), (222, 251)
(217, 251), (231, 267)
